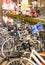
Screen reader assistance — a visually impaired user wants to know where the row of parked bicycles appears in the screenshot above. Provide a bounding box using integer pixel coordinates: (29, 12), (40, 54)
(0, 19), (45, 65)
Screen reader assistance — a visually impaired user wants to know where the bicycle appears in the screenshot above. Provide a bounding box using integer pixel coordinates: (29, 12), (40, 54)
(1, 29), (44, 57)
(1, 46), (45, 65)
(0, 27), (11, 55)
(1, 33), (45, 65)
(1, 22), (44, 65)
(1, 50), (45, 65)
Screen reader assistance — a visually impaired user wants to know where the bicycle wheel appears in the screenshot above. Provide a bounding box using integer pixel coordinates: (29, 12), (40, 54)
(26, 62), (33, 65)
(1, 38), (15, 57)
(7, 58), (25, 65)
(20, 57), (33, 65)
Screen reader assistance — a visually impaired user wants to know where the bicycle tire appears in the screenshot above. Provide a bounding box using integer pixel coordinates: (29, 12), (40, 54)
(1, 38), (14, 57)
(20, 57), (33, 65)
(7, 58), (25, 65)
(26, 62), (33, 65)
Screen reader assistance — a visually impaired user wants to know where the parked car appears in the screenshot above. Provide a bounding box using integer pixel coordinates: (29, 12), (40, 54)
(29, 11), (39, 17)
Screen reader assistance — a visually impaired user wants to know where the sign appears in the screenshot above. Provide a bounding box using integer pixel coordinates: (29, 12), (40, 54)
(2, 0), (15, 11)
(36, 23), (44, 32)
(21, 0), (29, 11)
(31, 23), (44, 34)
(31, 25), (38, 34)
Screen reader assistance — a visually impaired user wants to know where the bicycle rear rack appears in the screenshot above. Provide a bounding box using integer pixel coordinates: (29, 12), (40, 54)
(29, 50), (45, 65)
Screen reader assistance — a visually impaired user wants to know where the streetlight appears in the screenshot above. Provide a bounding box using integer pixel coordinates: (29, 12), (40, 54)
(0, 0), (3, 23)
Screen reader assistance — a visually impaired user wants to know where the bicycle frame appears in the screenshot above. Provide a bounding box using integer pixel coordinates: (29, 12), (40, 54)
(21, 49), (45, 65)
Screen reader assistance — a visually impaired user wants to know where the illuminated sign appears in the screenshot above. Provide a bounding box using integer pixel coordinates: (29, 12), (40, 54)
(21, 0), (29, 11)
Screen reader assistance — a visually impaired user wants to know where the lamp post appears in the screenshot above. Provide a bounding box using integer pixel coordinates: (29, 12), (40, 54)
(0, 0), (3, 23)
(35, 0), (38, 11)
(40, 0), (41, 8)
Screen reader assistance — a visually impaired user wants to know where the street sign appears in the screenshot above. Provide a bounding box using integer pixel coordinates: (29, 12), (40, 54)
(36, 23), (44, 32)
(31, 23), (44, 34)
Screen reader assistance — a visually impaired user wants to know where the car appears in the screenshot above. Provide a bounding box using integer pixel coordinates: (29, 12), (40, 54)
(29, 11), (39, 17)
